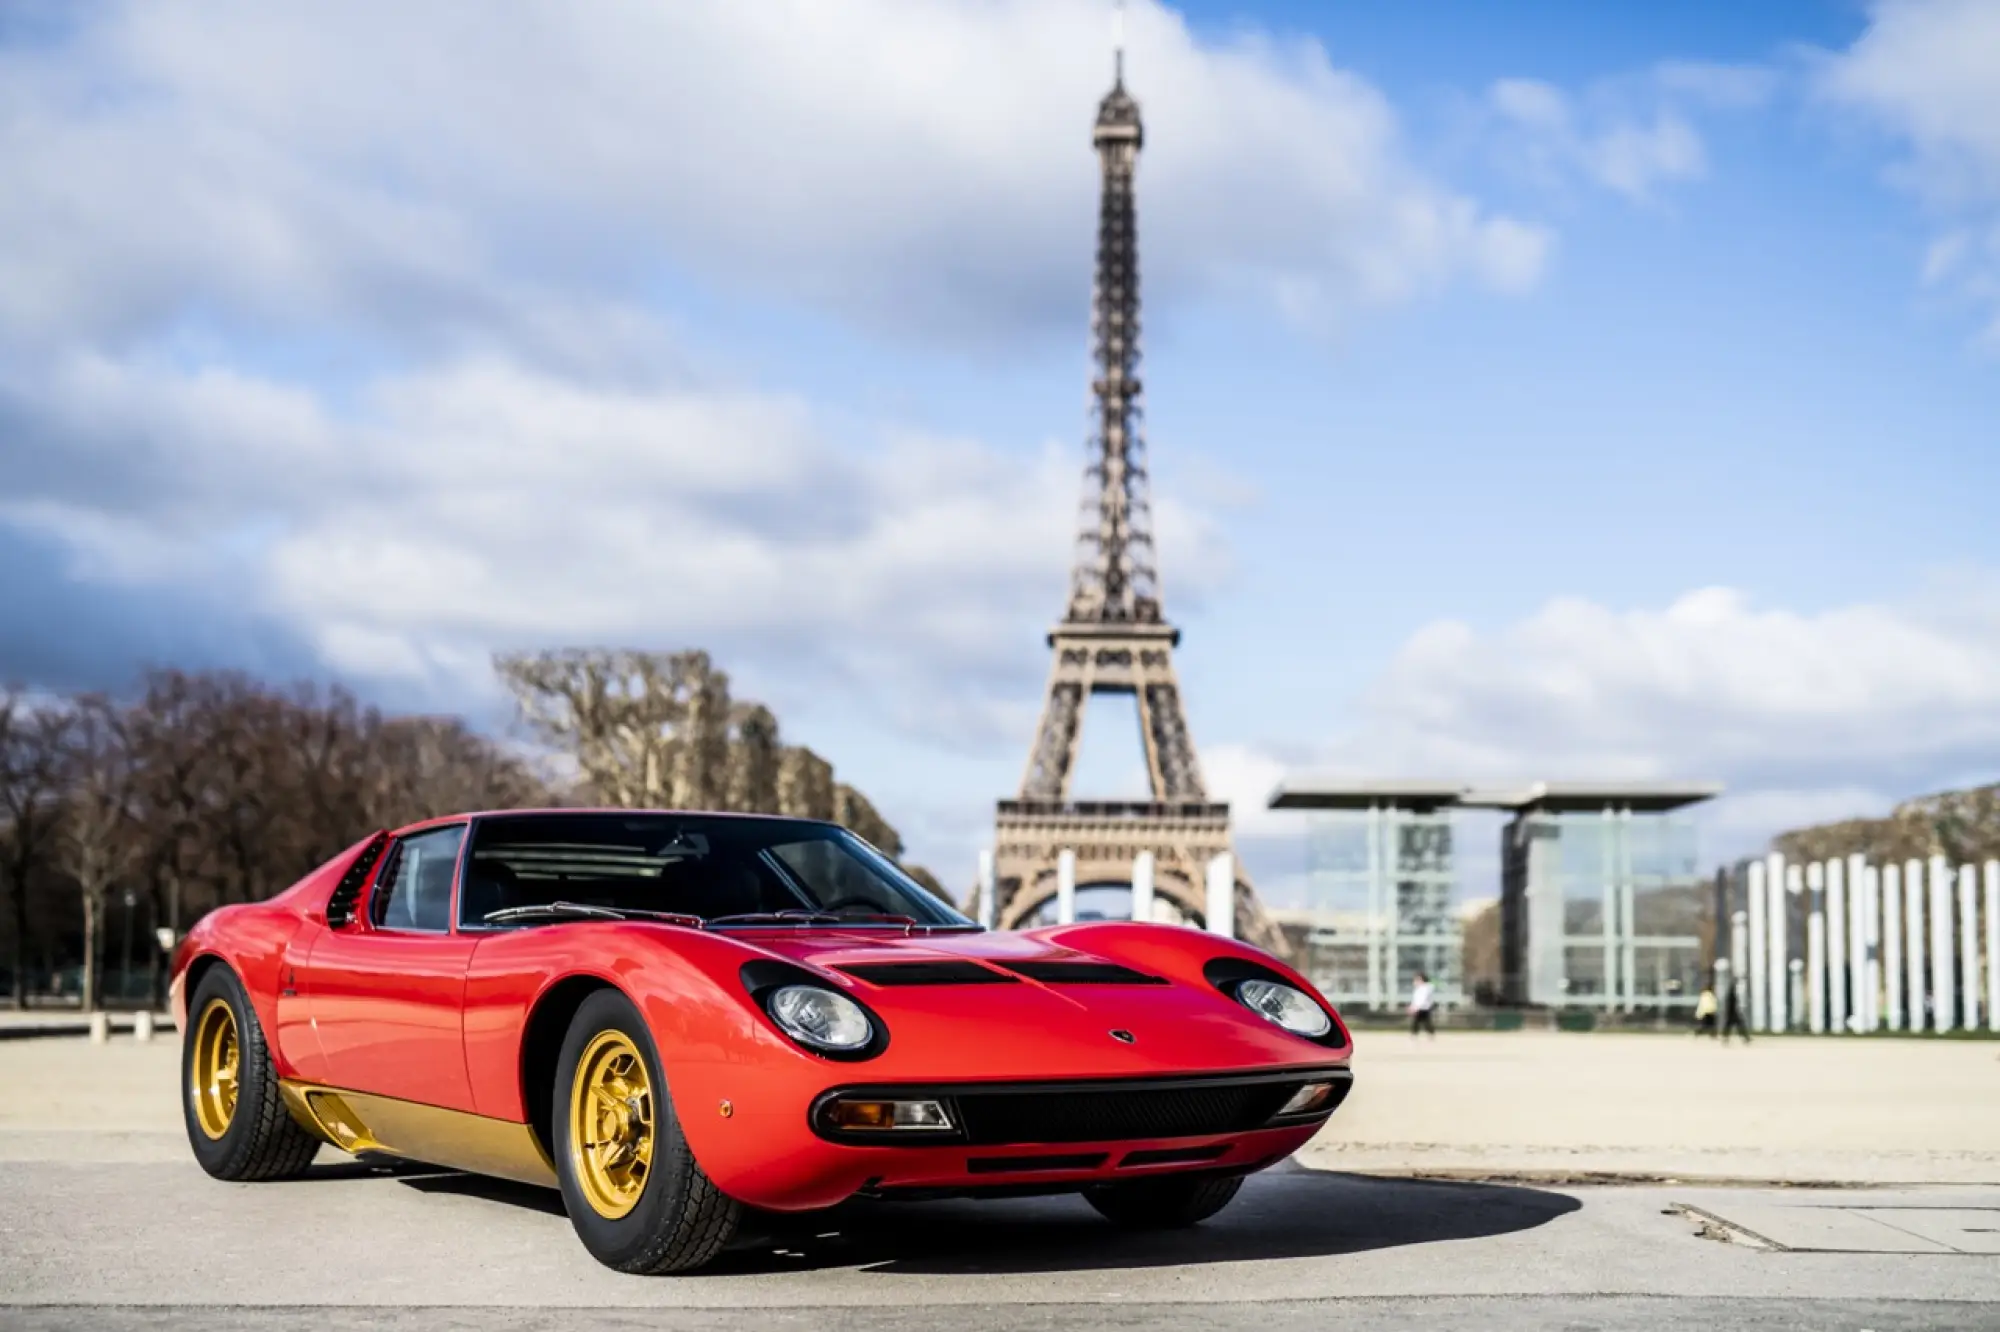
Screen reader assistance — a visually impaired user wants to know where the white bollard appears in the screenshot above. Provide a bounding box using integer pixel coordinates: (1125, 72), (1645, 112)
(1747, 862), (1768, 1032)
(1055, 849), (1077, 925)
(88, 1011), (109, 1045)
(1987, 860), (2000, 1035)
(1960, 863), (1981, 1032)
(1905, 859), (1927, 1033)
(1930, 856), (1954, 1033)
(1823, 859), (1845, 1033)
(1859, 861), (1881, 1031)
(1205, 853), (1235, 938)
(1883, 863), (1904, 1031)
(1806, 905), (1826, 1034)
(1772, 858), (1796, 1031)
(133, 1010), (155, 1043)
(976, 849), (996, 929)
(1728, 904), (1744, 1016)
(1811, 861), (1830, 1032)
(1130, 850), (1155, 924)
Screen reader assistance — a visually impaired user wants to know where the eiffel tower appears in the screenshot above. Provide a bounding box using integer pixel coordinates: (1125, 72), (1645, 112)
(989, 42), (1283, 955)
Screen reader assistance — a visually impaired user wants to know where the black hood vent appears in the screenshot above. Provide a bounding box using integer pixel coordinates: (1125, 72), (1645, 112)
(1003, 960), (1167, 985)
(839, 961), (1018, 985)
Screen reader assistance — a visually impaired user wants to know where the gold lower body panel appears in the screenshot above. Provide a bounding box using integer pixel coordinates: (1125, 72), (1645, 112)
(279, 1080), (558, 1189)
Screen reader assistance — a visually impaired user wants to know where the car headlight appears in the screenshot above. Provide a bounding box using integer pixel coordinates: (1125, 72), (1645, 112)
(1233, 978), (1333, 1039)
(766, 984), (874, 1052)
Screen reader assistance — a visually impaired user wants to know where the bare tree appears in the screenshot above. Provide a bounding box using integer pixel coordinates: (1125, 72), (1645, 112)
(496, 649), (690, 807)
(493, 648), (934, 881)
(57, 696), (144, 1013)
(833, 783), (901, 858)
(777, 746), (835, 821)
(0, 690), (75, 1006)
(725, 704), (781, 812)
(670, 653), (731, 810)
(1776, 782), (2000, 866)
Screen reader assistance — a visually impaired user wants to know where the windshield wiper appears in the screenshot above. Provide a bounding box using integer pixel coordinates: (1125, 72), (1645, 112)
(704, 909), (978, 934)
(482, 902), (703, 928)
(703, 910), (844, 928)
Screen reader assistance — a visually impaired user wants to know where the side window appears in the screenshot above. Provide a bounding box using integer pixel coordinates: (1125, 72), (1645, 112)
(370, 825), (467, 932)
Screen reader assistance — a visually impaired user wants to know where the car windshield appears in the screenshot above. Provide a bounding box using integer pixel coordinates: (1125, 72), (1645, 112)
(458, 812), (974, 930)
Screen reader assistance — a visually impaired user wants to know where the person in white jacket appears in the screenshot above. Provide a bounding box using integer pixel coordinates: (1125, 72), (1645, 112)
(1409, 972), (1436, 1038)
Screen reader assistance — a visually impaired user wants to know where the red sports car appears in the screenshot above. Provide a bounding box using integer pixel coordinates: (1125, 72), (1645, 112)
(171, 809), (1354, 1273)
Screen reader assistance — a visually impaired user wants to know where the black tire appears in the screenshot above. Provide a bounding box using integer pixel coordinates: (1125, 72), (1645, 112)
(181, 965), (320, 1181)
(552, 989), (740, 1274)
(1084, 1173), (1244, 1229)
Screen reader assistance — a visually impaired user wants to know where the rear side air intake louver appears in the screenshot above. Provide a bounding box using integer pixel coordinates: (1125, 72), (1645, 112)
(325, 834), (388, 929)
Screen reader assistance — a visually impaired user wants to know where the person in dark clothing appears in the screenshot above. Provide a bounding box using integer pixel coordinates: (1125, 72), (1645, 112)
(1721, 980), (1751, 1044)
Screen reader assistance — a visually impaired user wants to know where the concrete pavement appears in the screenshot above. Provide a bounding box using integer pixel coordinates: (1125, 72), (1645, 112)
(1, 1159), (1997, 1327)
(4, 1031), (1998, 1329)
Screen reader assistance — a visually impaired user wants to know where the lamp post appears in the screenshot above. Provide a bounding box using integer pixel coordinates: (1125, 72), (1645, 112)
(119, 890), (136, 1011)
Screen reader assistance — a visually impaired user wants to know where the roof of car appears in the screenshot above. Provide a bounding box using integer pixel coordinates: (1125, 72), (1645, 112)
(388, 808), (837, 835)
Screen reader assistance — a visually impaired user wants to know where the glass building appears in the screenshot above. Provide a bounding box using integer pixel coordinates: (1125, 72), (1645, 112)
(1474, 783), (1719, 1012)
(1268, 778), (1722, 1014)
(1267, 780), (1466, 1012)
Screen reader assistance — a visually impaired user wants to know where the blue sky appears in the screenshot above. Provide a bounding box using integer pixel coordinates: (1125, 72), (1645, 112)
(4, 0), (2000, 907)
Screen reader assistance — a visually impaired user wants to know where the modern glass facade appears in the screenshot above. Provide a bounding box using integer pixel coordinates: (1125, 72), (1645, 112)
(1499, 803), (1708, 1010)
(1272, 779), (1719, 1014)
(1298, 800), (1461, 1011)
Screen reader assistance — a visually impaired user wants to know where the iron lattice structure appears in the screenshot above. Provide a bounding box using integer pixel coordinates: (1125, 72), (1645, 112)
(992, 63), (1282, 955)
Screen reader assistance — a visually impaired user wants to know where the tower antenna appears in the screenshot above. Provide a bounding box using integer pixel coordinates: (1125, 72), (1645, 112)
(1113, 0), (1125, 85)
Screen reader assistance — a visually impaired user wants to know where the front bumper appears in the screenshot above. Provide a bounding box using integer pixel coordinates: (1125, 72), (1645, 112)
(810, 1065), (1353, 1147)
(715, 1065), (1352, 1209)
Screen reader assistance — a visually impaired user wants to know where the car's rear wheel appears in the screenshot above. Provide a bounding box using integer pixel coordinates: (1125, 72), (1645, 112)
(181, 965), (321, 1181)
(552, 989), (740, 1273)
(1084, 1173), (1244, 1229)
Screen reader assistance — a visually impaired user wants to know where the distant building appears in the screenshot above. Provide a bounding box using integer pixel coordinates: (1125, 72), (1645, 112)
(1266, 780), (1467, 1011)
(1472, 782), (1720, 1012)
(1268, 777), (1722, 1012)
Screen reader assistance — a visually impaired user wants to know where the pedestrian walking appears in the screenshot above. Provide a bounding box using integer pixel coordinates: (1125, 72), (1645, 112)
(1409, 971), (1436, 1038)
(1721, 979), (1751, 1044)
(1693, 985), (1718, 1037)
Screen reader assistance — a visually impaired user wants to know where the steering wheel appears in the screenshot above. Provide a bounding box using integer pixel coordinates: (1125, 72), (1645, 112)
(818, 897), (887, 915)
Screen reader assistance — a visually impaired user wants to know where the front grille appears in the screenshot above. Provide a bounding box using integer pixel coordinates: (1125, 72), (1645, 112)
(1002, 960), (1166, 985)
(839, 961), (1016, 985)
(953, 1080), (1300, 1146)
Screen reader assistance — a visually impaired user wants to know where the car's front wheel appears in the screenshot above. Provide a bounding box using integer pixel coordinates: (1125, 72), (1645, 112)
(180, 965), (321, 1181)
(552, 989), (740, 1273)
(1084, 1172), (1244, 1229)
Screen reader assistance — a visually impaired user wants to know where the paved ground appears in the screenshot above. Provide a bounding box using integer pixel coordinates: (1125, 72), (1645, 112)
(3, 1031), (1996, 1329)
(1311, 1027), (2000, 1184)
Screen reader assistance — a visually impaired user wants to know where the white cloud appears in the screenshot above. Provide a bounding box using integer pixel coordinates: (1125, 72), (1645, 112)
(1815, 0), (2000, 343)
(2, 348), (1118, 725)
(0, 1), (1554, 879)
(1225, 580), (2000, 870)
(1653, 61), (1781, 111)
(0, 0), (1547, 356)
(1350, 583), (2000, 785)
(1487, 76), (1708, 203)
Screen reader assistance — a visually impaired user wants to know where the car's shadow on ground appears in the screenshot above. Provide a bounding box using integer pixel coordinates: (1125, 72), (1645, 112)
(348, 1158), (1581, 1277)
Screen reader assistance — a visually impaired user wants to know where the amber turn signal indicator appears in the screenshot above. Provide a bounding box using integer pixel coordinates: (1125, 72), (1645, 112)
(824, 1097), (954, 1131)
(1275, 1082), (1335, 1117)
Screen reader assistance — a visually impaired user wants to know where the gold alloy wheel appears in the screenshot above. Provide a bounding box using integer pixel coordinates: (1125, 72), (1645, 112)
(190, 996), (241, 1140)
(568, 1030), (655, 1219)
